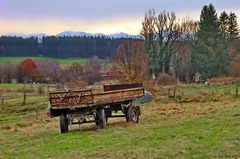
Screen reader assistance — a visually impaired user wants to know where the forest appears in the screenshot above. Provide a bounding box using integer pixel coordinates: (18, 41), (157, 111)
(139, 4), (240, 82)
(0, 36), (138, 58)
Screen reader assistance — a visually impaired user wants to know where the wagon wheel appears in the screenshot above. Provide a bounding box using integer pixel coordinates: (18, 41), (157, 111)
(126, 106), (139, 123)
(94, 112), (99, 126)
(98, 108), (107, 129)
(60, 114), (69, 133)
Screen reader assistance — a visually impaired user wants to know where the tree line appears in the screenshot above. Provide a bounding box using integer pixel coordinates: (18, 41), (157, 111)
(140, 4), (240, 82)
(0, 56), (103, 85)
(0, 36), (138, 59)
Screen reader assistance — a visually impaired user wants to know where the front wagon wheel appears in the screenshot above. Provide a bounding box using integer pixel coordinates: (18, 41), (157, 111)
(126, 106), (139, 123)
(60, 114), (69, 133)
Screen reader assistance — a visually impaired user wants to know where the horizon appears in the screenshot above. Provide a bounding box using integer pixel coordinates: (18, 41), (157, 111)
(0, 0), (240, 35)
(0, 30), (141, 37)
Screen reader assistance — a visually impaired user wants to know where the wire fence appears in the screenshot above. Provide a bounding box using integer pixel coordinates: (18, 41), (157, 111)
(1, 83), (239, 111)
(0, 83), (63, 111)
(155, 83), (239, 101)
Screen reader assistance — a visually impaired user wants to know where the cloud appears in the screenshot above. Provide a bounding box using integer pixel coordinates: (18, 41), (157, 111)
(0, 17), (142, 35)
(1, 0), (240, 20)
(0, 0), (240, 34)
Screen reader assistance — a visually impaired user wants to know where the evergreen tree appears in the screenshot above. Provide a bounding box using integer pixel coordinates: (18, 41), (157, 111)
(228, 12), (239, 40)
(191, 4), (230, 80)
(219, 11), (229, 38)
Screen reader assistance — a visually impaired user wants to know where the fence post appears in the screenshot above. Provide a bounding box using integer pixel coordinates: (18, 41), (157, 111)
(35, 102), (39, 120)
(173, 87), (176, 98)
(22, 90), (26, 105)
(47, 84), (49, 96)
(236, 83), (239, 96)
(1, 99), (3, 111)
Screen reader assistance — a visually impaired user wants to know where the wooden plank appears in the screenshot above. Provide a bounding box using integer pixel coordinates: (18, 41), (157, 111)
(103, 83), (142, 92)
(49, 86), (144, 109)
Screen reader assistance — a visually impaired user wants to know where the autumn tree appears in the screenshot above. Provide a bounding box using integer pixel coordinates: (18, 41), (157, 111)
(20, 58), (38, 82)
(113, 40), (148, 83)
(141, 9), (182, 77)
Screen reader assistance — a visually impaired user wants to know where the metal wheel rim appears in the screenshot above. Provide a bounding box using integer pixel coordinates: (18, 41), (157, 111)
(131, 109), (137, 122)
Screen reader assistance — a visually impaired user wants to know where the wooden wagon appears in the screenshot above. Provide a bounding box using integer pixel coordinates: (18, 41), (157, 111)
(48, 83), (144, 133)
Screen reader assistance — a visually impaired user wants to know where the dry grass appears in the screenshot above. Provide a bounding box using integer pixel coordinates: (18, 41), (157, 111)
(1, 83), (240, 158)
(65, 80), (88, 90)
(209, 76), (240, 84)
(153, 93), (237, 117)
(1, 124), (11, 130)
(156, 73), (177, 86)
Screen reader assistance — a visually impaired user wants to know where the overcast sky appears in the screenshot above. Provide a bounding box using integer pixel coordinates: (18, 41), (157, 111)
(0, 0), (239, 35)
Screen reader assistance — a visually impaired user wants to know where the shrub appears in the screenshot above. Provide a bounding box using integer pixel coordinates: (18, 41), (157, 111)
(156, 73), (177, 86)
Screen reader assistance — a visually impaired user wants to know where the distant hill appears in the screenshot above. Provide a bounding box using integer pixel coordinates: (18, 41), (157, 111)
(3, 31), (143, 40)
(4, 32), (48, 39)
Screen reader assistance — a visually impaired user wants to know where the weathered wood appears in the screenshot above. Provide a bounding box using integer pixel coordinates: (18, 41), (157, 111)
(103, 83), (142, 92)
(49, 84), (144, 109)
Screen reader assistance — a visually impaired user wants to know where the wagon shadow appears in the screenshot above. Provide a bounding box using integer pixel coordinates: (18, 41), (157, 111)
(70, 120), (128, 133)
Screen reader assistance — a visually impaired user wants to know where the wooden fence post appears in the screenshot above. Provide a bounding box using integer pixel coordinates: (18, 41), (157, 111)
(173, 87), (176, 98)
(236, 83), (239, 96)
(35, 102), (39, 120)
(1, 99), (3, 111)
(22, 90), (26, 105)
(47, 84), (49, 96)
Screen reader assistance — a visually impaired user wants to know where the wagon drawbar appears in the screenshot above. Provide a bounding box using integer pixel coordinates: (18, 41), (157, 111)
(47, 83), (144, 133)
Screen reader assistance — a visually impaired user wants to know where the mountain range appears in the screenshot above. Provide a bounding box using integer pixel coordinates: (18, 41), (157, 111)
(2, 31), (143, 39)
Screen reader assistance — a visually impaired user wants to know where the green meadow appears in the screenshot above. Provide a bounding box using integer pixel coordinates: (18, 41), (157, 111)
(0, 84), (240, 158)
(0, 57), (88, 65)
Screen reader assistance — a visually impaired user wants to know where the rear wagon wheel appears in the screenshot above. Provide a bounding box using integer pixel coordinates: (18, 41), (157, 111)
(98, 108), (107, 129)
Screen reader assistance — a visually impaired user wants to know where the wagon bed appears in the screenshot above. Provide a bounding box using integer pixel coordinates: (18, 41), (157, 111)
(49, 83), (144, 110)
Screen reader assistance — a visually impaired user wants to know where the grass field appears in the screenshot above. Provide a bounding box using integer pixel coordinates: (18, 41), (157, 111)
(0, 57), (89, 65)
(0, 84), (240, 158)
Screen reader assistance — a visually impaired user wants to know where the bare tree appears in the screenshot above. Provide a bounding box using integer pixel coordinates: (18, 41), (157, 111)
(141, 9), (156, 77)
(85, 56), (102, 85)
(113, 40), (148, 83)
(2, 62), (15, 83)
(170, 18), (198, 83)
(68, 63), (84, 81)
(87, 56), (101, 73)
(141, 9), (183, 76)
(36, 61), (62, 83)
